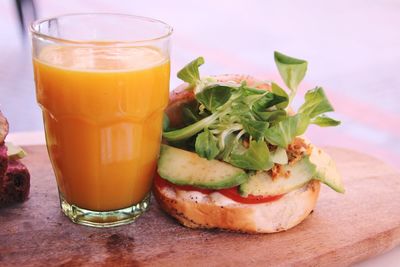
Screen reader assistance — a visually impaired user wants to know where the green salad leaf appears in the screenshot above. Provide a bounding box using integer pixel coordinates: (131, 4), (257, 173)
(264, 113), (310, 148)
(253, 109), (287, 123)
(177, 57), (205, 86)
(240, 117), (269, 141)
(252, 92), (287, 111)
(298, 87), (334, 118)
(195, 128), (220, 160)
(274, 51), (307, 103)
(196, 85), (232, 112)
(311, 115), (341, 127)
(164, 52), (341, 172)
(271, 82), (289, 109)
(219, 133), (237, 161)
(229, 140), (273, 171)
(182, 106), (201, 125)
(163, 112), (221, 141)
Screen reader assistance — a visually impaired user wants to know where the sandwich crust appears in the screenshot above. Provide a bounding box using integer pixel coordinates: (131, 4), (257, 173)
(154, 180), (320, 233)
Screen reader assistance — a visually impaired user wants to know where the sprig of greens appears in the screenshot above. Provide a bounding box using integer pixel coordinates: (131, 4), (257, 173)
(274, 51), (307, 104)
(177, 57), (204, 86)
(163, 51), (340, 171)
(229, 140), (273, 171)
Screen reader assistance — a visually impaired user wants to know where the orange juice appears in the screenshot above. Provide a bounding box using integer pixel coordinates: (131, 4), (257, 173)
(33, 45), (170, 211)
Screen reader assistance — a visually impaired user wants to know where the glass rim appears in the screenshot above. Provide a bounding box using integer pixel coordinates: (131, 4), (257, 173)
(30, 13), (173, 45)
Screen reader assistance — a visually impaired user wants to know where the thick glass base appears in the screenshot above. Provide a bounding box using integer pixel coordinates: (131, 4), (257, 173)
(59, 194), (150, 228)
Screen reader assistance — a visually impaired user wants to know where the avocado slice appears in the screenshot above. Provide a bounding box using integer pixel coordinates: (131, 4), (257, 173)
(239, 156), (316, 196)
(158, 144), (248, 189)
(310, 146), (345, 193)
(6, 142), (27, 160)
(239, 146), (344, 196)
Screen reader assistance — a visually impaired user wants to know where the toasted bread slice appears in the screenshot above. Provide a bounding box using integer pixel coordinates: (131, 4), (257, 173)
(154, 180), (320, 233)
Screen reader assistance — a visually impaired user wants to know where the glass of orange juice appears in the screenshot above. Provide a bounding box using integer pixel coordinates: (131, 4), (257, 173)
(30, 14), (172, 227)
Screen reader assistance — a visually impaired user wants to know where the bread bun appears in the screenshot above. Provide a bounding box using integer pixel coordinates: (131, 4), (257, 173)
(156, 75), (320, 233)
(154, 179), (320, 233)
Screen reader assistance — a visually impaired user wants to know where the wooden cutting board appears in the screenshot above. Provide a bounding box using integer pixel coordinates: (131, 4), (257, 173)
(0, 145), (399, 267)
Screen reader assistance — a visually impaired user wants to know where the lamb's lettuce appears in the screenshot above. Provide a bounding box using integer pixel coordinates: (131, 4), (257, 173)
(298, 87), (334, 118)
(274, 51), (307, 91)
(163, 112), (221, 141)
(311, 115), (341, 127)
(195, 128), (220, 160)
(228, 140), (273, 171)
(274, 51), (307, 103)
(177, 57), (204, 86)
(164, 52), (340, 171)
(253, 109), (287, 123)
(240, 118), (269, 141)
(271, 82), (289, 109)
(264, 113), (310, 148)
(195, 85), (232, 112)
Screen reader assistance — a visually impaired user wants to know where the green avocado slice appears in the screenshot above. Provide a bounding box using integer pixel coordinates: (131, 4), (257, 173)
(310, 146), (345, 193)
(239, 146), (344, 196)
(157, 144), (248, 190)
(239, 156), (316, 196)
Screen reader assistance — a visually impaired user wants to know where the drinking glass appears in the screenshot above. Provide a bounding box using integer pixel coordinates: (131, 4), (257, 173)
(30, 13), (172, 227)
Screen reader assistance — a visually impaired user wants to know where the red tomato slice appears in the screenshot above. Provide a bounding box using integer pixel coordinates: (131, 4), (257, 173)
(154, 174), (283, 204)
(217, 187), (284, 204)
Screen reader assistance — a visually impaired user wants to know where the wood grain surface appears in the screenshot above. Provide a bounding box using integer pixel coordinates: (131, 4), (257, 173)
(0, 145), (399, 267)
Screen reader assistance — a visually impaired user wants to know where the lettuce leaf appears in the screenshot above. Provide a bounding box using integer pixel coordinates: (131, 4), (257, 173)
(195, 128), (220, 160)
(264, 113), (310, 148)
(165, 53), (340, 172)
(274, 51), (307, 91)
(271, 82), (289, 109)
(177, 57), (205, 86)
(229, 140), (273, 171)
(240, 117), (269, 141)
(252, 91), (288, 111)
(195, 85), (232, 112)
(298, 87), (334, 118)
(311, 115), (341, 127)
(253, 109), (287, 123)
(163, 111), (221, 141)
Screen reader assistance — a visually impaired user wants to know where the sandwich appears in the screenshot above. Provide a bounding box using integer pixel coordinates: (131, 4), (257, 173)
(154, 52), (344, 233)
(0, 110), (30, 207)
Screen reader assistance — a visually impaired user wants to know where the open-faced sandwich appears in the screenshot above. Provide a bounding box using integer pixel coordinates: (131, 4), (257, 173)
(154, 52), (344, 233)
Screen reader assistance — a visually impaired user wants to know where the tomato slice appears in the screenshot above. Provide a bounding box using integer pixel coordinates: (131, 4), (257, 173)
(217, 187), (284, 204)
(154, 174), (283, 204)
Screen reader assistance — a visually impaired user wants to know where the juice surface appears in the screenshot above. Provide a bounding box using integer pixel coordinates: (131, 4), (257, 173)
(33, 45), (170, 211)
